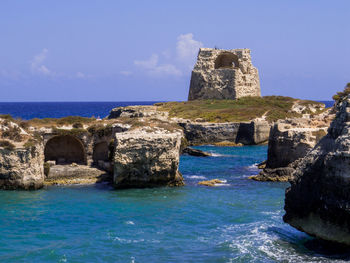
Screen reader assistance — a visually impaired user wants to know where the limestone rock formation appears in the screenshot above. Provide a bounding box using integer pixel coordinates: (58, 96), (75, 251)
(113, 129), (184, 188)
(45, 164), (109, 185)
(284, 96), (350, 245)
(188, 48), (260, 100)
(182, 147), (211, 157)
(198, 179), (225, 187)
(251, 114), (333, 182)
(0, 144), (44, 190)
(178, 120), (270, 145)
(108, 106), (168, 120)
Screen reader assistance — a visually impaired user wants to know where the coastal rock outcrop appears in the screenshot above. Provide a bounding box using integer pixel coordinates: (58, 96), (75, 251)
(45, 164), (109, 185)
(284, 95), (350, 245)
(182, 147), (211, 157)
(179, 120), (270, 145)
(113, 129), (184, 188)
(108, 106), (168, 120)
(188, 48), (260, 100)
(251, 113), (333, 182)
(0, 144), (44, 190)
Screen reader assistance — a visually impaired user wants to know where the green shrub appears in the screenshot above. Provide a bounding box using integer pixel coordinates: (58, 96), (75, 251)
(2, 126), (23, 142)
(24, 139), (37, 149)
(332, 83), (350, 102)
(18, 120), (30, 130)
(0, 140), (15, 150)
(108, 139), (115, 161)
(52, 127), (87, 137)
(72, 122), (83, 129)
(0, 114), (14, 121)
(88, 124), (113, 137)
(44, 162), (50, 177)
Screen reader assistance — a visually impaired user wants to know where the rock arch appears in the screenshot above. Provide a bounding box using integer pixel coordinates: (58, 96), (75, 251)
(44, 135), (86, 164)
(93, 141), (109, 164)
(214, 52), (239, 69)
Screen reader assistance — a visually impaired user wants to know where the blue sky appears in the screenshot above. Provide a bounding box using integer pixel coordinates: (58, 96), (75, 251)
(0, 0), (349, 101)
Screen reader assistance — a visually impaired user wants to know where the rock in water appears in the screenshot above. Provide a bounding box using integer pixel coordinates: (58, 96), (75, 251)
(182, 147), (211, 157)
(113, 129), (184, 188)
(0, 145), (44, 190)
(198, 179), (224, 187)
(284, 95), (350, 245)
(178, 120), (270, 146)
(251, 114), (332, 182)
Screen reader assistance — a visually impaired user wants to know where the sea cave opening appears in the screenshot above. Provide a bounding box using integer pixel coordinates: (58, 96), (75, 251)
(44, 135), (86, 165)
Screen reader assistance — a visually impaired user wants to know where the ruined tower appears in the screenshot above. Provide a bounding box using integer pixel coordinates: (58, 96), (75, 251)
(188, 48), (261, 100)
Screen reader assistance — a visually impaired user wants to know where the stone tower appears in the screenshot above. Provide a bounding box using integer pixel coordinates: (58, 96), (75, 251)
(188, 48), (261, 100)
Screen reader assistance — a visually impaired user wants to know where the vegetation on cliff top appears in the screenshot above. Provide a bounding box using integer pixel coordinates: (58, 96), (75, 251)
(156, 96), (326, 122)
(332, 83), (350, 102)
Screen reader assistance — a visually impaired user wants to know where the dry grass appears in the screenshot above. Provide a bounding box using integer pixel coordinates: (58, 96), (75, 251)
(0, 140), (15, 150)
(27, 116), (96, 128)
(156, 96), (325, 123)
(114, 117), (181, 132)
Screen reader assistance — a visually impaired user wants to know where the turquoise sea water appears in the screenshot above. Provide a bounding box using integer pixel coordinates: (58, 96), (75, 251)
(1, 145), (347, 262)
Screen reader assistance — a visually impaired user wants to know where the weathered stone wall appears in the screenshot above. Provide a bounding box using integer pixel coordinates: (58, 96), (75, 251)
(188, 48), (260, 100)
(113, 129), (184, 188)
(0, 144), (44, 190)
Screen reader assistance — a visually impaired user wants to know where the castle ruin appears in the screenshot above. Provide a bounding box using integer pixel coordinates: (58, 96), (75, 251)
(188, 48), (261, 100)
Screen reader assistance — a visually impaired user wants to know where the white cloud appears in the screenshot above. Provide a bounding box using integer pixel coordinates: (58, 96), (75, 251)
(76, 72), (86, 78)
(134, 54), (182, 76)
(133, 33), (202, 77)
(119, 71), (132, 76)
(30, 48), (54, 76)
(134, 54), (159, 69)
(0, 69), (23, 80)
(150, 64), (182, 76)
(176, 33), (203, 61)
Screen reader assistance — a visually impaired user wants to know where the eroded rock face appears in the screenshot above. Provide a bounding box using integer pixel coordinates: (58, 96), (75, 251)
(113, 129), (184, 188)
(188, 48), (260, 100)
(179, 120), (270, 145)
(284, 97), (350, 245)
(251, 114), (333, 182)
(0, 145), (44, 190)
(108, 106), (168, 119)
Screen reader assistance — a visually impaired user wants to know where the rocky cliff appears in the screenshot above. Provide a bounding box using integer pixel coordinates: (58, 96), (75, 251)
(113, 129), (184, 188)
(0, 144), (44, 190)
(251, 114), (333, 182)
(178, 120), (270, 145)
(284, 95), (350, 245)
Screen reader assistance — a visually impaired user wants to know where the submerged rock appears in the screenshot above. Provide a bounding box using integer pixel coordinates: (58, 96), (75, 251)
(198, 179), (224, 187)
(113, 129), (184, 188)
(182, 147), (211, 157)
(284, 95), (350, 245)
(0, 145), (44, 190)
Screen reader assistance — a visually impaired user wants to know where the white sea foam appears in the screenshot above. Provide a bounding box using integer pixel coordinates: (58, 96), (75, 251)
(125, 221), (135, 225)
(187, 175), (207, 180)
(210, 153), (238, 157)
(247, 163), (259, 169)
(215, 220), (346, 262)
(214, 183), (230, 187)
